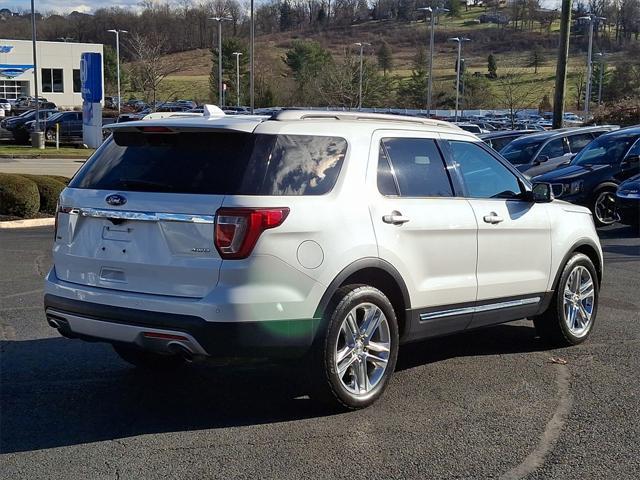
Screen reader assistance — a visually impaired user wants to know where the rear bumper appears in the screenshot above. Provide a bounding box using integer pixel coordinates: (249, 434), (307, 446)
(45, 294), (319, 359)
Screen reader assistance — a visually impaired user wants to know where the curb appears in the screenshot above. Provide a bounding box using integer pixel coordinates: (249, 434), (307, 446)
(0, 218), (55, 229)
(0, 155), (89, 160)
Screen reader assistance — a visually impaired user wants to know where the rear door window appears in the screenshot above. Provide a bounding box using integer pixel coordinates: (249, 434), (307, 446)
(70, 132), (347, 196)
(538, 138), (567, 159)
(377, 138), (453, 197)
(568, 133), (594, 153)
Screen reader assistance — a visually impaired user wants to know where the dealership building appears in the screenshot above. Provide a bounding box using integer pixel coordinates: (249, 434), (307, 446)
(0, 39), (103, 108)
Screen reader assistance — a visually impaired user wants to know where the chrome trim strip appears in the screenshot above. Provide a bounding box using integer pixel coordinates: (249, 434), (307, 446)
(419, 296), (541, 322)
(69, 207), (215, 224)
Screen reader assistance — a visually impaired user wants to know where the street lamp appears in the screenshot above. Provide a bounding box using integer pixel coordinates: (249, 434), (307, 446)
(107, 29), (127, 115)
(595, 52), (606, 105)
(448, 37), (470, 122)
(577, 14), (605, 117)
(417, 6), (448, 117)
(354, 42), (371, 110)
(30, 0), (41, 148)
(232, 52), (242, 107)
(210, 17), (232, 107)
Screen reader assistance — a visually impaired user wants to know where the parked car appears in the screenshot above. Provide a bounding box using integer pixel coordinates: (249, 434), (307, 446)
(13, 97), (56, 115)
(176, 100), (197, 110)
(455, 122), (489, 134)
(533, 126), (640, 226)
(24, 111), (83, 142)
(500, 126), (618, 176)
(3, 108), (59, 142)
(480, 130), (538, 152)
(615, 174), (640, 229)
(0, 98), (11, 114)
(45, 110), (603, 409)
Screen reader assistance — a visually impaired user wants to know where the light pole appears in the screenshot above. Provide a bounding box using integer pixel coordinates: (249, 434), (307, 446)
(250, 0), (255, 113)
(578, 14), (605, 117)
(210, 17), (232, 107)
(30, 0), (41, 148)
(448, 37), (470, 122)
(417, 6), (448, 117)
(354, 42), (370, 110)
(107, 29), (127, 115)
(595, 52), (606, 105)
(232, 52), (242, 107)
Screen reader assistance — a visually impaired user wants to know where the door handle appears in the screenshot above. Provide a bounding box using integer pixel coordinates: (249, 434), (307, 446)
(382, 211), (410, 225)
(483, 212), (504, 224)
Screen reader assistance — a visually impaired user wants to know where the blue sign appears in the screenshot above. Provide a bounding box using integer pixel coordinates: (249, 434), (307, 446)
(0, 46), (14, 53)
(80, 52), (102, 103)
(0, 64), (33, 78)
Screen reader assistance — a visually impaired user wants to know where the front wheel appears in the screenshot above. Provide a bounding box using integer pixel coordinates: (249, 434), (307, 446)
(592, 188), (618, 227)
(45, 128), (55, 141)
(311, 285), (399, 410)
(534, 253), (599, 346)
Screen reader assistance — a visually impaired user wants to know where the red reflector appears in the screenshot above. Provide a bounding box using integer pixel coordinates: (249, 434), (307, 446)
(214, 207), (289, 259)
(138, 126), (174, 133)
(142, 332), (189, 341)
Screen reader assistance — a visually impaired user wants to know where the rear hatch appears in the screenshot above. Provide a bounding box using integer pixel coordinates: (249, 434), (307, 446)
(54, 123), (260, 298)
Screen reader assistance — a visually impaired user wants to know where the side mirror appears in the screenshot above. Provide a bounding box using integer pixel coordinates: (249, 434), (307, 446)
(533, 155), (549, 166)
(527, 182), (554, 203)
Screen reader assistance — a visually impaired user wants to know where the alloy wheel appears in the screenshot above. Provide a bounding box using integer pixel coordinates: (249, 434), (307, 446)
(594, 190), (618, 225)
(562, 265), (595, 338)
(334, 302), (391, 395)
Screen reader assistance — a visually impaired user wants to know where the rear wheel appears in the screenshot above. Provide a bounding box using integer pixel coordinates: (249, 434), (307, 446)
(45, 128), (55, 141)
(534, 253), (598, 346)
(112, 344), (186, 370)
(592, 188), (618, 227)
(310, 285), (399, 410)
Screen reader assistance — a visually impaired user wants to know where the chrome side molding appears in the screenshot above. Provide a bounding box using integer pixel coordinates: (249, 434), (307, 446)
(420, 296), (541, 322)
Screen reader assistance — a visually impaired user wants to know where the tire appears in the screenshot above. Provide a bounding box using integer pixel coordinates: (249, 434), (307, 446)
(45, 128), (55, 141)
(534, 253), (599, 346)
(112, 344), (186, 370)
(592, 188), (618, 227)
(310, 284), (399, 410)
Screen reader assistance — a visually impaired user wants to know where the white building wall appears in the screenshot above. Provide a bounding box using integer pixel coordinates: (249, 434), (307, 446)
(0, 39), (103, 108)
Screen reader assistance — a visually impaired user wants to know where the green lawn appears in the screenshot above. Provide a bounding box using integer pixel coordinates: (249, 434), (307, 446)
(0, 145), (94, 158)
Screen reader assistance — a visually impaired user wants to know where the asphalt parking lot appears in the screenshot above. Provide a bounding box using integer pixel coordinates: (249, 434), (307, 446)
(1, 226), (639, 479)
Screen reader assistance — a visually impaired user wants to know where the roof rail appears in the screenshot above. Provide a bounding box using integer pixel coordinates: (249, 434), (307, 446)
(272, 109), (462, 130)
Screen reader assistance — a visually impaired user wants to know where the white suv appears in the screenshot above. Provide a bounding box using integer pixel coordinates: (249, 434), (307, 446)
(45, 110), (603, 409)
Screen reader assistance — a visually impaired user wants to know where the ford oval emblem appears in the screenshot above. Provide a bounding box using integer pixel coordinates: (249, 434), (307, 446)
(105, 194), (127, 207)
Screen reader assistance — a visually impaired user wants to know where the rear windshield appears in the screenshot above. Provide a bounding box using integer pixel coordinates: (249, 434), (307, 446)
(70, 132), (347, 196)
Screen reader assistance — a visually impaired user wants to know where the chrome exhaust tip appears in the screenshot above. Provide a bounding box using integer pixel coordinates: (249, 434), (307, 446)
(47, 318), (61, 329)
(167, 342), (194, 363)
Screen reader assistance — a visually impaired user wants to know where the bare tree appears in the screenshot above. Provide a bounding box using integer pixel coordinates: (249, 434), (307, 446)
(494, 67), (540, 127)
(126, 32), (180, 107)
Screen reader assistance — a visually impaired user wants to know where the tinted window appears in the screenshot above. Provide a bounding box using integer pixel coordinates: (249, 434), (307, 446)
(490, 135), (519, 152)
(500, 138), (545, 164)
(538, 138), (566, 159)
(379, 138), (453, 197)
(73, 69), (81, 93)
(572, 134), (640, 166)
(448, 141), (521, 199)
(567, 133), (594, 153)
(71, 133), (347, 196)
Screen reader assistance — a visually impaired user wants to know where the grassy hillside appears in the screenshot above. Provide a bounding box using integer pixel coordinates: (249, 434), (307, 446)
(124, 6), (629, 110)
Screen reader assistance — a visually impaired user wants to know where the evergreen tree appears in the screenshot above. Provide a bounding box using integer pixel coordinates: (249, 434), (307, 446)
(487, 53), (498, 79)
(377, 42), (393, 75)
(529, 45), (544, 74)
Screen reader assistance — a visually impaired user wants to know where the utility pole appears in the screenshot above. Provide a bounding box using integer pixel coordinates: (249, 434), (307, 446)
(417, 7), (448, 117)
(210, 17), (232, 107)
(578, 14), (605, 118)
(30, 0), (41, 148)
(232, 52), (242, 107)
(595, 52), (605, 105)
(448, 37), (470, 122)
(107, 29), (127, 115)
(553, 0), (572, 129)
(354, 42), (370, 110)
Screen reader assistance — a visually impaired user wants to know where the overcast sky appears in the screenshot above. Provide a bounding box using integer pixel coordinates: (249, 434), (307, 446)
(2, 0), (562, 15)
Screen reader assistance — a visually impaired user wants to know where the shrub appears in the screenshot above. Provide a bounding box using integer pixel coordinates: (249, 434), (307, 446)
(0, 173), (40, 218)
(47, 175), (71, 185)
(20, 175), (66, 214)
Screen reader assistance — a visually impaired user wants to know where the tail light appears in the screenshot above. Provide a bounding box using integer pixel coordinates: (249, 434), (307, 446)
(214, 208), (289, 259)
(54, 204), (73, 241)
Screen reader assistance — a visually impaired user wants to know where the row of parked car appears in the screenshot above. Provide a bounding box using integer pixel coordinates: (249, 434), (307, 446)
(479, 125), (639, 228)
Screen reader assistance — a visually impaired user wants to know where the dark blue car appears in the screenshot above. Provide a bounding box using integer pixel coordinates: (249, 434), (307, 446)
(616, 174), (640, 229)
(533, 126), (640, 227)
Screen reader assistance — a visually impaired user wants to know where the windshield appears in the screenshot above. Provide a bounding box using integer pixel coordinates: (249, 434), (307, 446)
(500, 138), (545, 164)
(44, 112), (65, 123)
(571, 134), (640, 166)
